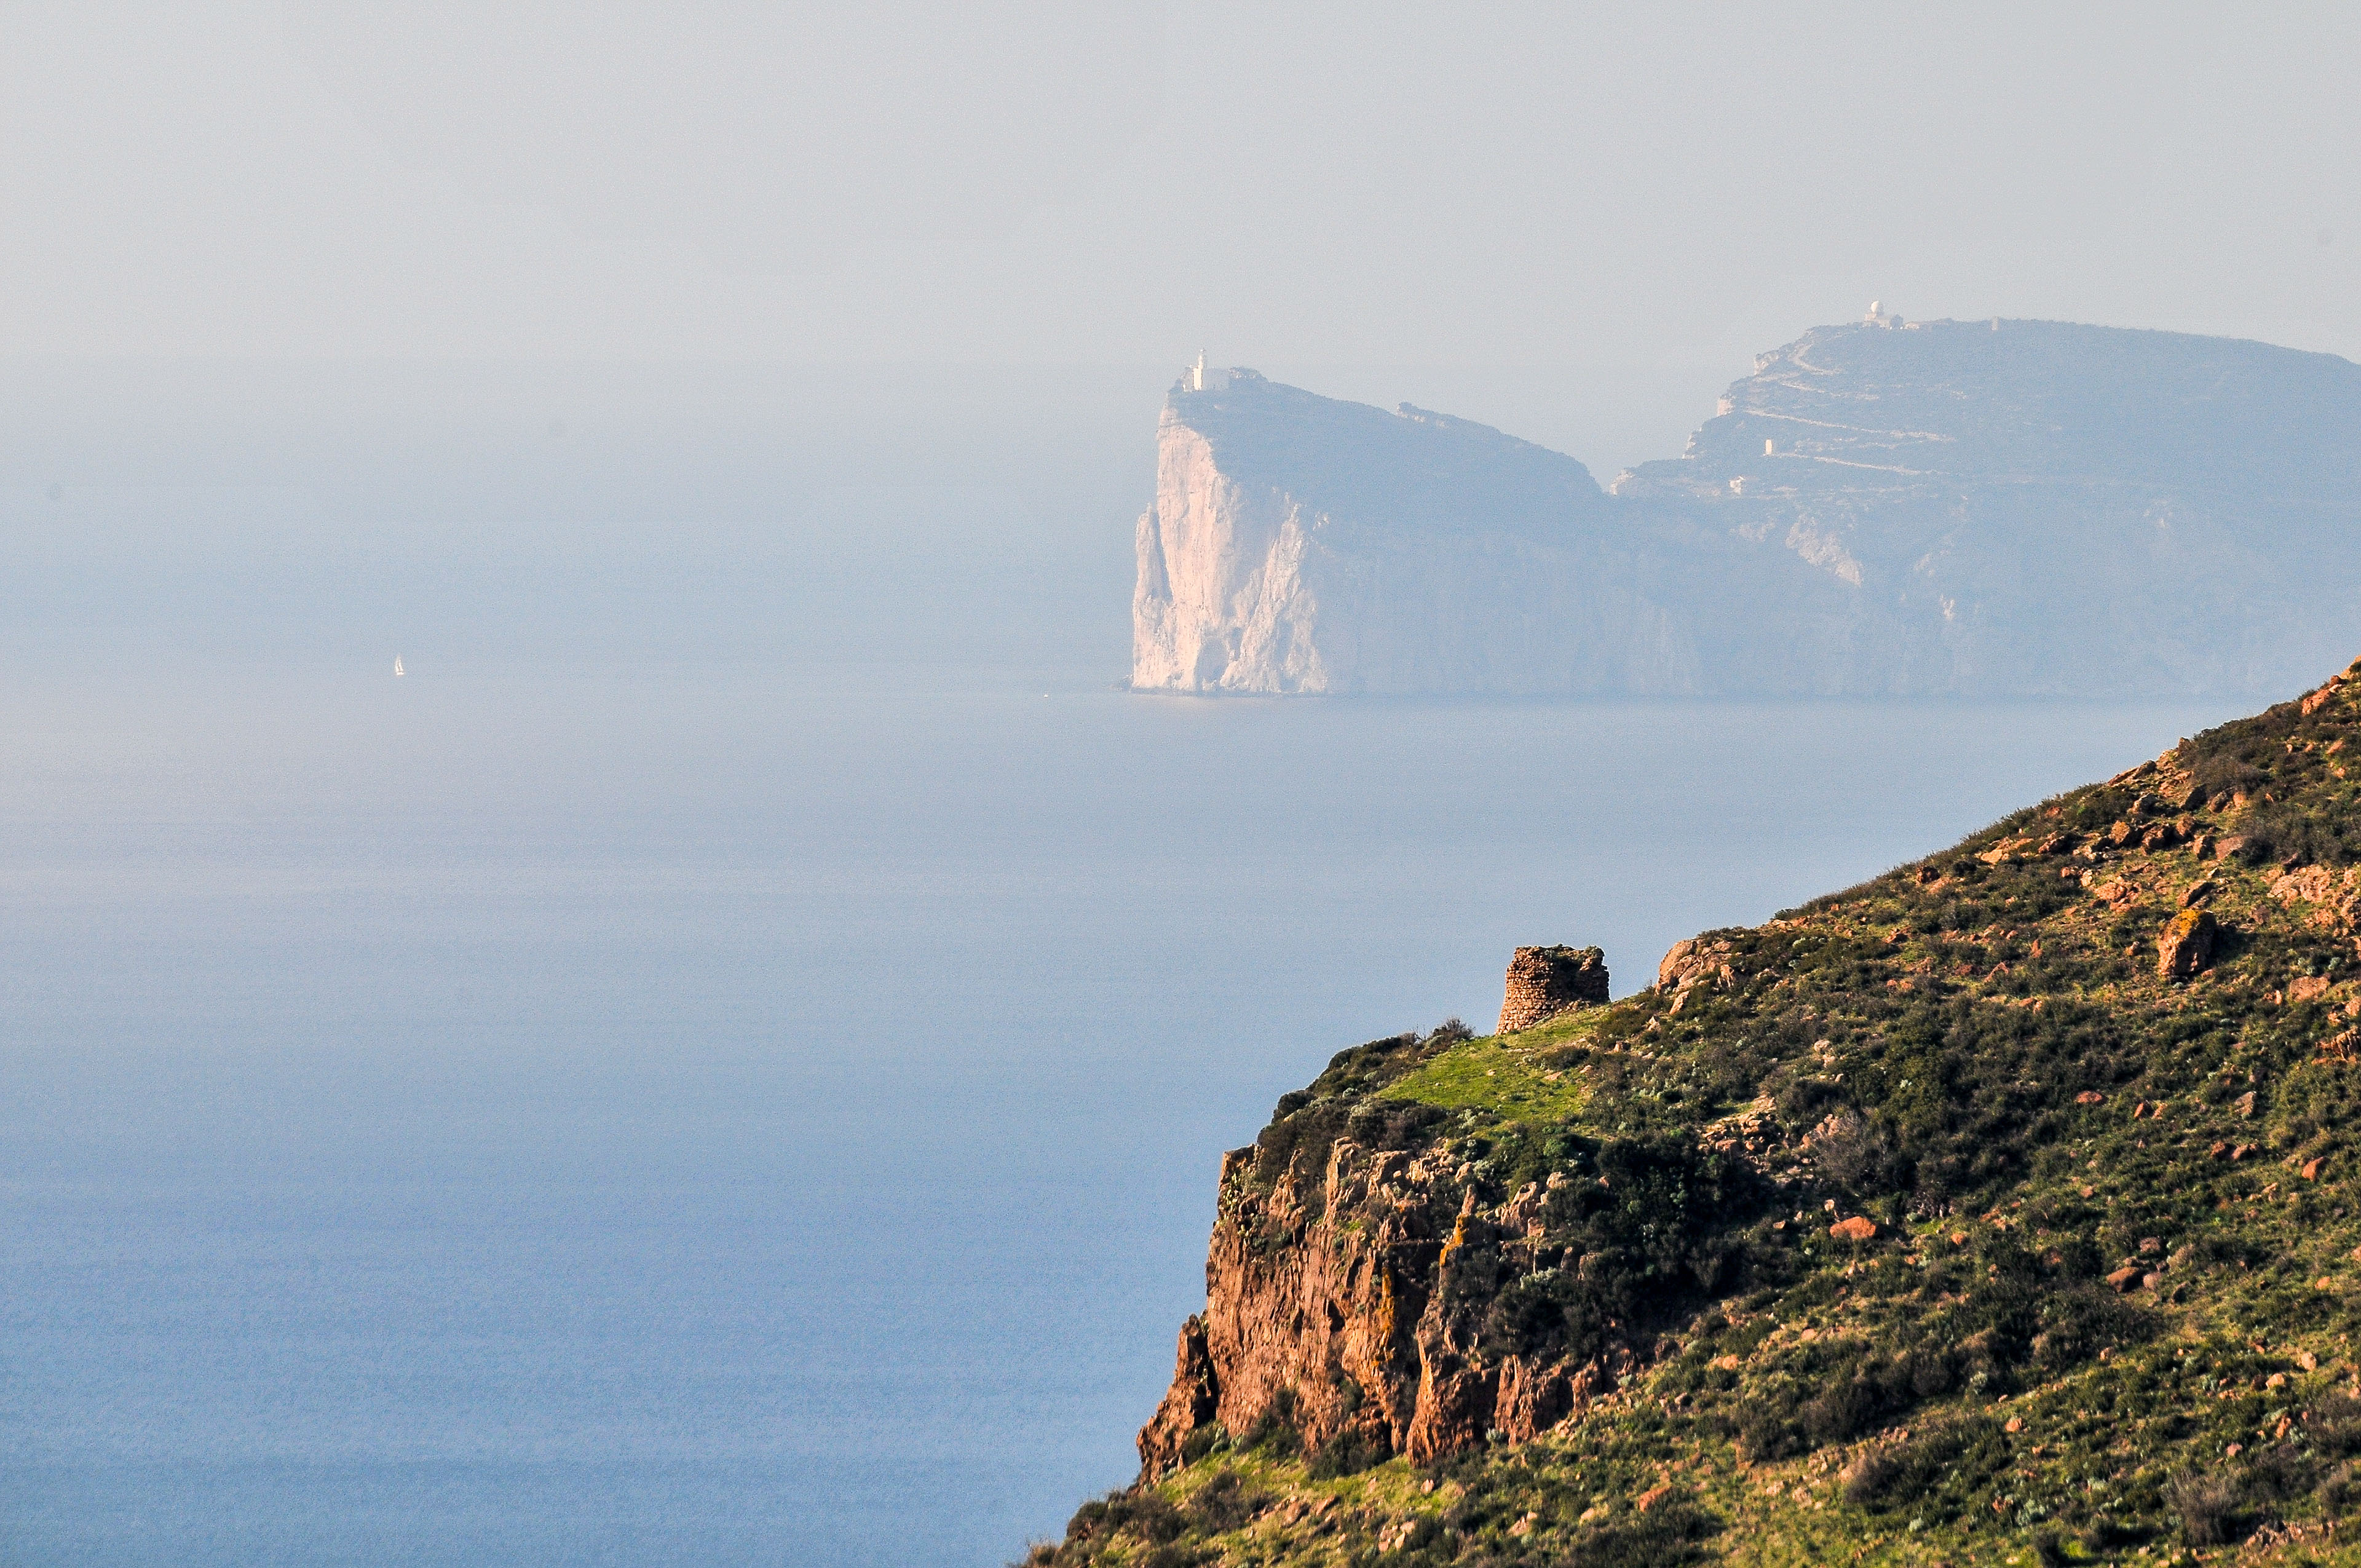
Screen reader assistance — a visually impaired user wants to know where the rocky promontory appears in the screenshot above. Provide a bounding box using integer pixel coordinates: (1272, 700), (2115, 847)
(1133, 317), (2361, 699)
(1029, 654), (2361, 1567)
(1129, 368), (1813, 695)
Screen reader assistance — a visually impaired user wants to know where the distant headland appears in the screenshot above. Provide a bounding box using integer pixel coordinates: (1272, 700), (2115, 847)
(1133, 312), (2361, 698)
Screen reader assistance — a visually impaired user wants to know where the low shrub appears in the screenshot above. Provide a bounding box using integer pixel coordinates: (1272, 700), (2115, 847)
(1238, 1388), (1302, 1459)
(1184, 1471), (1270, 1532)
(2031, 1283), (2159, 1370)
(1473, 1132), (1768, 1363)
(1306, 1423), (1388, 1479)
(1062, 1489), (1185, 1548)
(1840, 1420), (1992, 1510)
(2321, 1461), (2361, 1516)
(1561, 1498), (1720, 1568)
(2171, 1468), (2245, 1546)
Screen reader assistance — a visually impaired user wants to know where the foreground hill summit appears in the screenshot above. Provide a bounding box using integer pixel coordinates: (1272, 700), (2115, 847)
(1028, 655), (2361, 1566)
(1132, 317), (2361, 698)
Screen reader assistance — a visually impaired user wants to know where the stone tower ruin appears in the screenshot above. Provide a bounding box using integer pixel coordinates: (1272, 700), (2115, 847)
(1497, 945), (1609, 1034)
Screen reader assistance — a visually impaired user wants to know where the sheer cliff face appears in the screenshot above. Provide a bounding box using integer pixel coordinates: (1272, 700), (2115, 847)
(1131, 371), (1733, 697)
(1131, 406), (1327, 693)
(1137, 1136), (1639, 1479)
(1133, 322), (2361, 698)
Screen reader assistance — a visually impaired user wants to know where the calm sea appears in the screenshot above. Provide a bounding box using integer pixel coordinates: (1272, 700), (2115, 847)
(0, 655), (2234, 1564)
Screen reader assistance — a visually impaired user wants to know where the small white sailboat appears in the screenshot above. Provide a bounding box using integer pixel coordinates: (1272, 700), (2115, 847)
(394, 655), (405, 677)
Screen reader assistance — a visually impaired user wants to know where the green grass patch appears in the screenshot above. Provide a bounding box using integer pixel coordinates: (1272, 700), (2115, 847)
(1377, 1015), (1599, 1119)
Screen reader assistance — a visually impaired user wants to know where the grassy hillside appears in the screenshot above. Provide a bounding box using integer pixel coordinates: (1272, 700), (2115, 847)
(1021, 657), (2361, 1568)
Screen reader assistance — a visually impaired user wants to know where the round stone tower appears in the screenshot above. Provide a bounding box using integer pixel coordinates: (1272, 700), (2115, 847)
(1497, 945), (1609, 1034)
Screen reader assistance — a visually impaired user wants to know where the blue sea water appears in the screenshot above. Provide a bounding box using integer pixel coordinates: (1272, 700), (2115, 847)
(0, 656), (2237, 1565)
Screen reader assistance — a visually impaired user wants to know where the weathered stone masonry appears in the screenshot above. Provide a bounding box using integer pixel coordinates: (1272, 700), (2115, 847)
(1497, 945), (1608, 1034)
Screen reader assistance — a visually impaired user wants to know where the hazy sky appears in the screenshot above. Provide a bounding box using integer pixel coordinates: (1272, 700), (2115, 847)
(7, 3), (2361, 464)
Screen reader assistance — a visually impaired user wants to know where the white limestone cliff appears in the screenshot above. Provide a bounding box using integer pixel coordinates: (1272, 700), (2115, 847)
(1132, 405), (1327, 692)
(1134, 322), (2361, 699)
(1129, 371), (1785, 695)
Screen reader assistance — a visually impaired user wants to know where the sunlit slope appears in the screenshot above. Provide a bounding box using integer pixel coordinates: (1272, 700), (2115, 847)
(1027, 654), (2361, 1567)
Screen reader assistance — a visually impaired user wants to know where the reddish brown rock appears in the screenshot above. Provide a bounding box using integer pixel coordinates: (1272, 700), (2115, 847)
(2271, 864), (2361, 938)
(1133, 1132), (1642, 1480)
(2157, 908), (2218, 981)
(1137, 1139), (1432, 1479)
(1137, 1315), (1220, 1471)
(1829, 1215), (1877, 1242)
(1498, 945), (1609, 1034)
(2106, 1265), (2143, 1292)
(1491, 1354), (1576, 1444)
(1658, 938), (1740, 1015)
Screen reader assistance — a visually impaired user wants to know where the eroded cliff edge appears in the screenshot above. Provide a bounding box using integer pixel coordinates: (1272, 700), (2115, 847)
(1025, 654), (2361, 1567)
(1134, 984), (1758, 1486)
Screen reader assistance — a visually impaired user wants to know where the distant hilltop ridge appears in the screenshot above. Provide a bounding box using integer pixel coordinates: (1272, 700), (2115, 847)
(1132, 315), (2361, 697)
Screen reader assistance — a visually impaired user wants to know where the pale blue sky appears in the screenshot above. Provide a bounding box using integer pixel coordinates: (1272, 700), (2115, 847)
(6, 2), (2359, 468)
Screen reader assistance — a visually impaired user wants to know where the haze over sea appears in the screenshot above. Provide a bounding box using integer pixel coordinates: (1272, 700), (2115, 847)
(1, 366), (2237, 1566)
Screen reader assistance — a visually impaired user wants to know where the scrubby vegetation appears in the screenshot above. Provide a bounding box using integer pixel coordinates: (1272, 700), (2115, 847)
(1021, 660), (2361, 1566)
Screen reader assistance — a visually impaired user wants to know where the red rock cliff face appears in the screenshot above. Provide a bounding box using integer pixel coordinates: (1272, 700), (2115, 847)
(1136, 1137), (1643, 1480)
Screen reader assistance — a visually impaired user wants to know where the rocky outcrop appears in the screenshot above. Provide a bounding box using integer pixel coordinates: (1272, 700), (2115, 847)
(1655, 935), (1741, 1014)
(2157, 907), (2218, 980)
(1133, 320), (2361, 698)
(1136, 1134), (1642, 1481)
(1136, 1315), (1219, 1472)
(1497, 946), (1608, 1033)
(2271, 862), (2361, 939)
